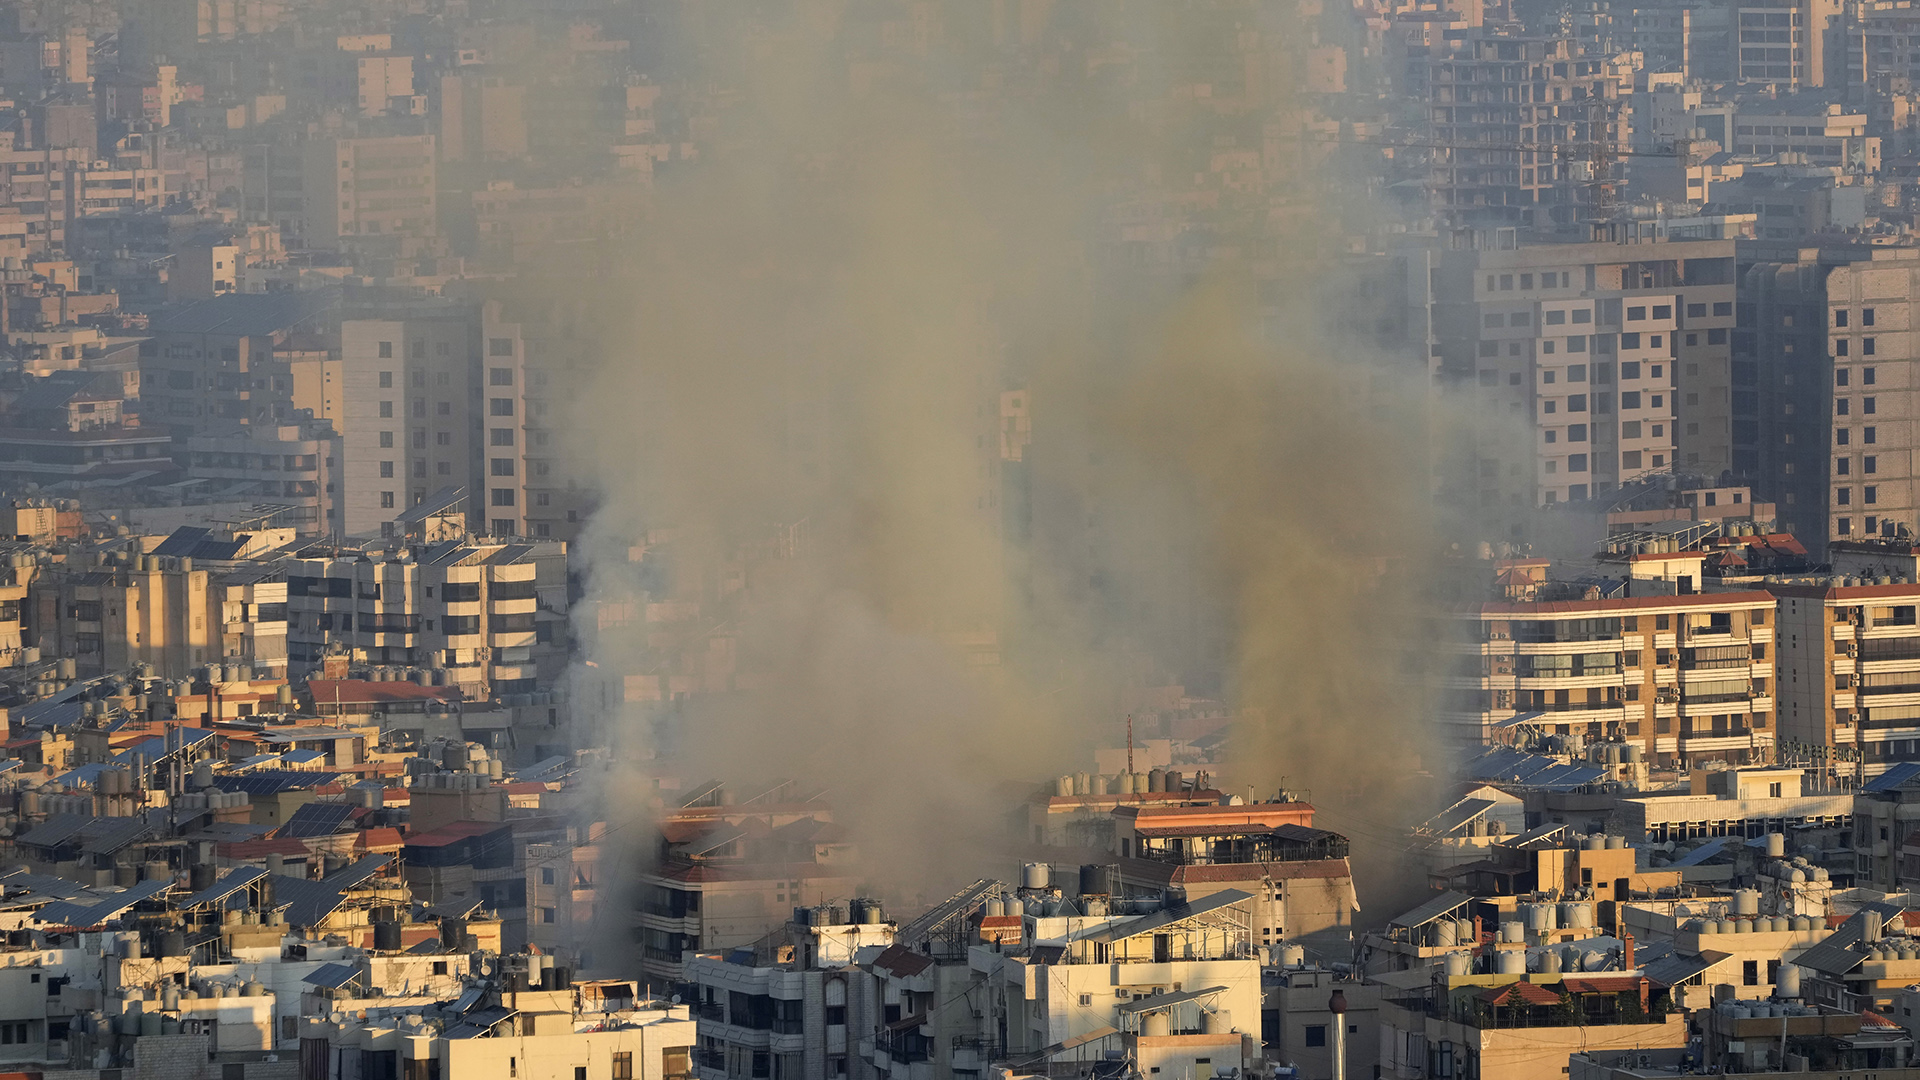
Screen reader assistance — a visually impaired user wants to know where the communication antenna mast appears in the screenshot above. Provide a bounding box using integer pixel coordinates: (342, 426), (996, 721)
(1126, 714), (1134, 775)
(1586, 92), (1619, 222)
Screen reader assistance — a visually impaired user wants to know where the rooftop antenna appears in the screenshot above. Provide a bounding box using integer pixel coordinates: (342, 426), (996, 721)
(1125, 714), (1134, 775)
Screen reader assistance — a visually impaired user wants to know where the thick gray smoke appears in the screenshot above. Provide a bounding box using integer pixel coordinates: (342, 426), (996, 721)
(555, 2), (1475, 958)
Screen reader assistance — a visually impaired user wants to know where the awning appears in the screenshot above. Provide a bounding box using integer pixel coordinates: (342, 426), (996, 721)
(1116, 986), (1229, 1015)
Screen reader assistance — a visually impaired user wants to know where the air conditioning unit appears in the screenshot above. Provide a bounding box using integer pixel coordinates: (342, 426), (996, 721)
(181, 1019), (212, 1036)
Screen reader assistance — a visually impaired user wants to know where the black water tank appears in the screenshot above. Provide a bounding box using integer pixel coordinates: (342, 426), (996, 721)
(1079, 865), (1112, 897)
(373, 920), (402, 952)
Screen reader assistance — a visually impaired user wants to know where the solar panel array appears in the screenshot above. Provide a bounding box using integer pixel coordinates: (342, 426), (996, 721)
(279, 801), (355, 839)
(214, 770), (340, 796)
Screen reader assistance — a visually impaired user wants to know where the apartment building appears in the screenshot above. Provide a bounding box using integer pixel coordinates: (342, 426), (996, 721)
(1425, 37), (1626, 228)
(29, 553), (216, 677)
(0, 142), (164, 255)
(137, 290), (340, 433)
(179, 421), (340, 534)
(284, 538), (554, 697)
(1729, 95), (1878, 170)
(1458, 585), (1778, 764)
(1432, 238), (1737, 510)
(1740, 244), (1920, 549)
(306, 996), (695, 1080)
(683, 911), (896, 1080)
(1110, 801), (1359, 957)
(986, 891), (1262, 1070)
(1732, 0), (1845, 87)
(1771, 579), (1920, 775)
(337, 302), (532, 539)
(301, 132), (437, 255)
(1379, 969), (1684, 1080)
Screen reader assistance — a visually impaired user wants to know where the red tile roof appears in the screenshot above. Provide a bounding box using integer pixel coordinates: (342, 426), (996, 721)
(1563, 976), (1651, 994)
(1478, 982), (1562, 1006)
(870, 945), (934, 978)
(1861, 1009), (1904, 1029)
(355, 827), (405, 852)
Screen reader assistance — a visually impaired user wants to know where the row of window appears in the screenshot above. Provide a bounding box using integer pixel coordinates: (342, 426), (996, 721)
(380, 428), (521, 448)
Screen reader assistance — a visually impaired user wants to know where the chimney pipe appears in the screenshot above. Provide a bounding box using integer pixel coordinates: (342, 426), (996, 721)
(1622, 930), (1635, 973)
(1328, 989), (1348, 1080)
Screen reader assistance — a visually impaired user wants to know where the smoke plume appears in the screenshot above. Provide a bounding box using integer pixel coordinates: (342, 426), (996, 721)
(556, 1), (1475, 956)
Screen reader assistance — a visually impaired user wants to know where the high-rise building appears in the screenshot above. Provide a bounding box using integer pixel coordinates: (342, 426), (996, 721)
(337, 300), (532, 540)
(1425, 37), (1626, 228)
(1430, 237), (1738, 513)
(1770, 578), (1920, 779)
(1460, 578), (1778, 766)
(137, 291), (340, 433)
(1731, 0), (1845, 87)
(1739, 244), (1920, 548)
(300, 132), (437, 255)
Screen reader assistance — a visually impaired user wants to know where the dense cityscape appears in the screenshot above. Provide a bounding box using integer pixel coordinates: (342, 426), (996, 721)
(14, 1), (1920, 1080)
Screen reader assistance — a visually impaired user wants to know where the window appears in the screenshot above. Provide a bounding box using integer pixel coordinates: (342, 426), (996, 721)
(1838, 399), (1850, 416)
(1839, 488), (1852, 506)
(379, 341), (393, 358)
(1867, 486), (1878, 504)
(1865, 338), (1877, 355)
(1838, 369), (1850, 386)
(577, 1069), (588, 1080)
(825, 1006), (847, 1026)
(490, 398), (515, 416)
(1837, 339), (1849, 356)
(1866, 367), (1877, 385)
(1836, 309), (1849, 327)
(1867, 427), (1878, 444)
(490, 337), (515, 356)
(1839, 429), (1852, 445)
(1866, 456), (1877, 473)
(379, 401), (394, 418)
(492, 489), (517, 506)
(1866, 397), (1877, 414)
(490, 367), (514, 386)
(1865, 308), (1876, 326)
(1653, 305), (1672, 319)
(542, 868), (555, 885)
(381, 492), (396, 509)
(380, 461), (394, 478)
(492, 458), (515, 476)
(613, 1054), (633, 1080)
(1305, 1026), (1328, 1047)
(541, 907), (555, 923)
(1744, 960), (1759, 986)
(379, 370), (393, 387)
(491, 428), (515, 446)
